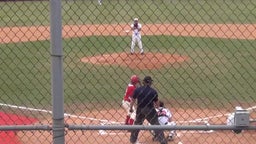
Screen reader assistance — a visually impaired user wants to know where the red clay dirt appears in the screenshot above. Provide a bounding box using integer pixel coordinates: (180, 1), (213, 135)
(81, 52), (189, 70)
(17, 107), (256, 144)
(1, 24), (256, 44)
(1, 23), (256, 143)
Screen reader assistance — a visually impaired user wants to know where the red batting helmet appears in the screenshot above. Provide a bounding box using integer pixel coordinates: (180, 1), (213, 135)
(130, 75), (139, 84)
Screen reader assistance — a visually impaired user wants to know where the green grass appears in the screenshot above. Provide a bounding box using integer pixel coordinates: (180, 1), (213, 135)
(1, 0), (256, 27)
(1, 35), (255, 109)
(0, 41), (51, 106)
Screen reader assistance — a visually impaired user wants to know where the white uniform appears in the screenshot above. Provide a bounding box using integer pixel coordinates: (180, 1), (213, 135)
(98, 0), (102, 5)
(130, 20), (144, 54)
(156, 107), (176, 138)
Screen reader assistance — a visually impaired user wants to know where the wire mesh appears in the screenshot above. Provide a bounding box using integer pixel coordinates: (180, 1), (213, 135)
(0, 0), (256, 143)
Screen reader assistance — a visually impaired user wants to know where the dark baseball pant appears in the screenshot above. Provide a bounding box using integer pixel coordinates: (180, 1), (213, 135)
(130, 107), (167, 144)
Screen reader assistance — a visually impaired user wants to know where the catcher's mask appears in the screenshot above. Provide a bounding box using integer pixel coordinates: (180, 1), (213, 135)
(159, 101), (164, 107)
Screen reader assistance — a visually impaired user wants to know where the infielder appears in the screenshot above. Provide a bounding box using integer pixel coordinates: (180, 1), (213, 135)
(130, 18), (144, 55)
(152, 101), (176, 141)
(121, 75), (141, 125)
(98, 0), (102, 5)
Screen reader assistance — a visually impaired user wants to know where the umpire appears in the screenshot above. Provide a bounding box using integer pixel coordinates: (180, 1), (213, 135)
(129, 76), (167, 144)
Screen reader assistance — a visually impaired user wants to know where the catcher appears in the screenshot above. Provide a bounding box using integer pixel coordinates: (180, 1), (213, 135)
(152, 100), (176, 141)
(121, 75), (141, 125)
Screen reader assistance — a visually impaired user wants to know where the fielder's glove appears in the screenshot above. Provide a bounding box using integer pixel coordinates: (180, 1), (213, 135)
(134, 23), (138, 29)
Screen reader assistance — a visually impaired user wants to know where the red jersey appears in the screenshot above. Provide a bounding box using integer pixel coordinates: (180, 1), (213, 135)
(123, 83), (136, 102)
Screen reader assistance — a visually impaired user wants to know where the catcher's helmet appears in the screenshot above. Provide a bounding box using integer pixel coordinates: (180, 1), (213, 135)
(159, 101), (164, 107)
(130, 75), (139, 84)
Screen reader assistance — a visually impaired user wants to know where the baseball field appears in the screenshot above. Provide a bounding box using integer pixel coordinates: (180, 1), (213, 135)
(0, 0), (256, 143)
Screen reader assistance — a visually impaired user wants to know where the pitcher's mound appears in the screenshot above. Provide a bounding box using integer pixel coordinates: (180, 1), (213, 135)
(81, 52), (188, 70)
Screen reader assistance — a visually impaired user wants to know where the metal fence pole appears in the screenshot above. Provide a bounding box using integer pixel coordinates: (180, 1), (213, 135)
(67, 124), (256, 131)
(50, 0), (65, 143)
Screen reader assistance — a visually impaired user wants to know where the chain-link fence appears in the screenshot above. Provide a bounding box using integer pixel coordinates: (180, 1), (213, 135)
(0, 0), (256, 143)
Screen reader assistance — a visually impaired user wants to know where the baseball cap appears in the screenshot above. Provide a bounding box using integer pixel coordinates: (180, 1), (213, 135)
(143, 76), (153, 83)
(134, 18), (138, 21)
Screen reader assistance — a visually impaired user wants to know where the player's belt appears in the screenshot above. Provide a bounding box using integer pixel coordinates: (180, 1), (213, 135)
(124, 99), (131, 102)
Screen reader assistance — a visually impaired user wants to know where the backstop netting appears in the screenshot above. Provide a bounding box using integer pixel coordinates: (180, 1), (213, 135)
(0, 0), (256, 143)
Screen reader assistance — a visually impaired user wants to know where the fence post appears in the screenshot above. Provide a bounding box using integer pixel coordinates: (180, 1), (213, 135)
(50, 0), (65, 143)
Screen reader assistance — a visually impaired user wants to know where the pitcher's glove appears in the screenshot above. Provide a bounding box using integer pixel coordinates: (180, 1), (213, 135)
(134, 23), (138, 29)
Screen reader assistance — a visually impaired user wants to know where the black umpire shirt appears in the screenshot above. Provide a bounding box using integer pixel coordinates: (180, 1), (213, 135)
(132, 85), (158, 109)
